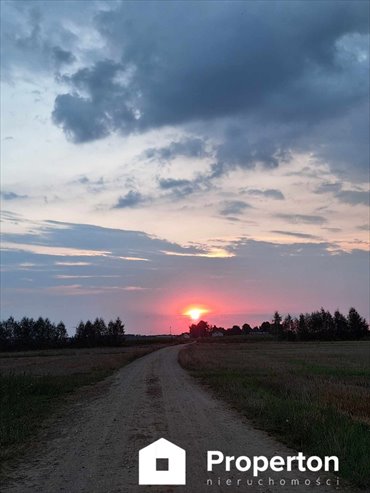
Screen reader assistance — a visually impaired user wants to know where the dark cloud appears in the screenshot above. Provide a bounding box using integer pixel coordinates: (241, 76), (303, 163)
(157, 174), (211, 200)
(315, 182), (342, 194)
(145, 138), (207, 161)
(325, 227), (342, 233)
(45, 1), (369, 181)
(1, 2), (80, 77)
(1, 215), (214, 263)
(314, 181), (369, 205)
(158, 178), (192, 190)
(220, 200), (252, 216)
(275, 214), (327, 225)
(271, 231), (320, 240)
(73, 175), (105, 192)
(336, 190), (369, 206)
(246, 188), (285, 200)
(113, 190), (144, 209)
(52, 46), (75, 65)
(52, 60), (136, 142)
(1, 191), (28, 200)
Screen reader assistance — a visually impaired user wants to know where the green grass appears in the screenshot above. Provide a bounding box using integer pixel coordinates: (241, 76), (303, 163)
(289, 359), (370, 378)
(179, 342), (370, 489)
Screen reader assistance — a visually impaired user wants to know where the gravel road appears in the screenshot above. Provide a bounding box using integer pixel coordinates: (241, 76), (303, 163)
(2, 345), (345, 493)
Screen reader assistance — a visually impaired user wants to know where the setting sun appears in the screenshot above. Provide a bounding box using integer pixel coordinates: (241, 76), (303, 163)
(184, 307), (209, 321)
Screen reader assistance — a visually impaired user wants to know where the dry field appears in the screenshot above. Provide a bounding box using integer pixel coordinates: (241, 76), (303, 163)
(0, 345), (167, 376)
(179, 340), (370, 488)
(0, 344), (170, 471)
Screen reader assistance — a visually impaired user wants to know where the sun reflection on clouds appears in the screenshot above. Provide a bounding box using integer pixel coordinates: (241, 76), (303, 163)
(162, 248), (234, 258)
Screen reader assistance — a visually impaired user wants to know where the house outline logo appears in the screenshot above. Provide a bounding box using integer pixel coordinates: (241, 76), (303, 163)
(138, 438), (186, 485)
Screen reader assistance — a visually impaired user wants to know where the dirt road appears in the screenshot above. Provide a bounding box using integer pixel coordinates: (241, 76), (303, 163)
(2, 345), (344, 493)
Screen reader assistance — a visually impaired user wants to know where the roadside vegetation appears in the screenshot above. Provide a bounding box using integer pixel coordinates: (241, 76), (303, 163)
(0, 344), (167, 475)
(179, 341), (370, 488)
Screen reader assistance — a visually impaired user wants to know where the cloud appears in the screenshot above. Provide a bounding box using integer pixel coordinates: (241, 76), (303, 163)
(245, 188), (285, 200)
(314, 182), (342, 194)
(1, 1), (81, 78)
(55, 261), (91, 266)
(275, 214), (327, 225)
(271, 231), (320, 240)
(314, 182), (369, 205)
(51, 46), (75, 66)
(145, 137), (207, 161)
(220, 200), (252, 216)
(357, 224), (369, 231)
(2, 242), (110, 257)
(210, 128), (288, 177)
(335, 190), (369, 206)
(1, 191), (28, 200)
(53, 92), (113, 143)
(157, 174), (211, 200)
(113, 191), (144, 209)
(44, 1), (369, 181)
(158, 178), (192, 190)
(72, 175), (106, 193)
(3, 2), (368, 181)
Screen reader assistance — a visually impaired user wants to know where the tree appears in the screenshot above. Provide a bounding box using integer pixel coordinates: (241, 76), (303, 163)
(347, 308), (368, 339)
(189, 320), (210, 338)
(272, 311), (282, 338)
(227, 325), (242, 336)
(0, 318), (13, 351)
(320, 308), (335, 340)
(93, 317), (107, 342)
(333, 310), (348, 340)
(259, 321), (271, 333)
(296, 313), (309, 340)
(83, 320), (94, 345)
(76, 321), (86, 339)
(242, 323), (252, 335)
(281, 314), (296, 340)
(56, 322), (68, 344)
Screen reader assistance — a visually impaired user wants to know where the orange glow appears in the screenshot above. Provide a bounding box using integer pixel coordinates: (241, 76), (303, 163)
(183, 306), (210, 321)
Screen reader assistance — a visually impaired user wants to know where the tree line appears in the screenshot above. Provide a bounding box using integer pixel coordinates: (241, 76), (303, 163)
(0, 316), (125, 351)
(189, 307), (369, 341)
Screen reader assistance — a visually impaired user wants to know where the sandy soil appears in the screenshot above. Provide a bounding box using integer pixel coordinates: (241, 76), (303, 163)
(1, 345), (346, 493)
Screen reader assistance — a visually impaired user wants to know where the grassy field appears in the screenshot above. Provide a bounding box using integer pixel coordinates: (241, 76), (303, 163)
(179, 341), (370, 488)
(0, 344), (167, 473)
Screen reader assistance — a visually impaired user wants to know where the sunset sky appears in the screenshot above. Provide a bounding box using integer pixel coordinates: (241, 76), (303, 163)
(1, 0), (369, 334)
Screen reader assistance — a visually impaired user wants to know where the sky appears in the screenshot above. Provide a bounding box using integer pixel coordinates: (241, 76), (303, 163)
(1, 0), (369, 335)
